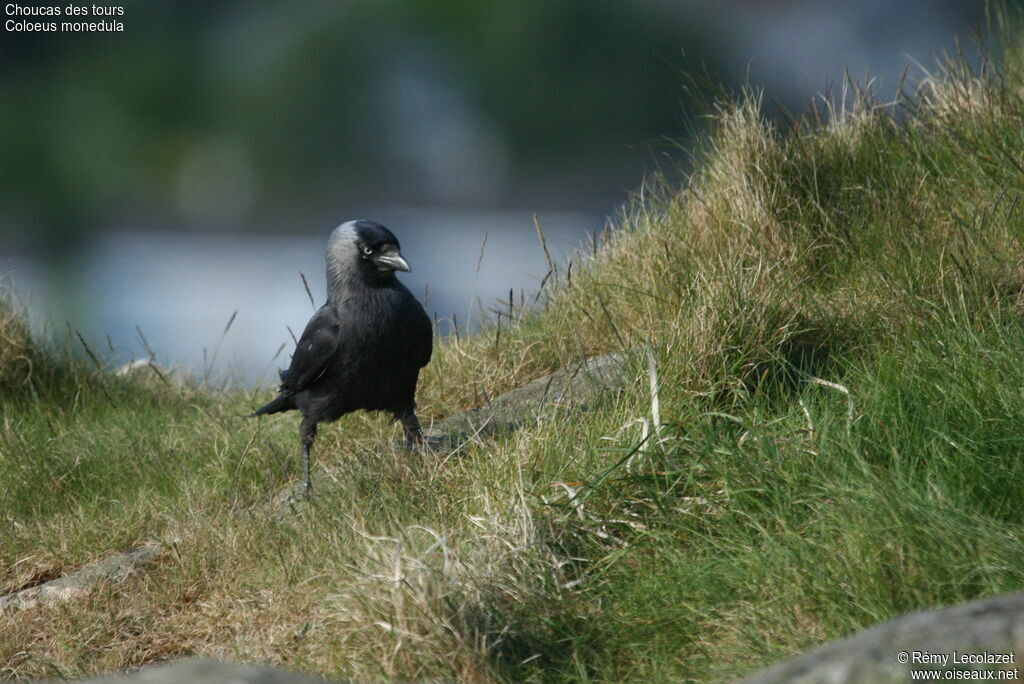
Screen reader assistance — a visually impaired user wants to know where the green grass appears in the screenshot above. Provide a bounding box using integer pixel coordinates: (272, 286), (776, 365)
(6, 11), (1024, 682)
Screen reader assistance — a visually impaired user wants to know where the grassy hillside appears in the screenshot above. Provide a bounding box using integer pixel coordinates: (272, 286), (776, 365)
(5, 17), (1024, 683)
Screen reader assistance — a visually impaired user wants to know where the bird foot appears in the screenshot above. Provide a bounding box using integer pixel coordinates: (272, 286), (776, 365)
(283, 481), (312, 505)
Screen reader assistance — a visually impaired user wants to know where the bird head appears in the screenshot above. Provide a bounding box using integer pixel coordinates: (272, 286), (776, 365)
(327, 220), (412, 288)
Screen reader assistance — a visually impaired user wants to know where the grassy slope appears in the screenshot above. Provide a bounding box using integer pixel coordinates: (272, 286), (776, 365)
(6, 19), (1024, 683)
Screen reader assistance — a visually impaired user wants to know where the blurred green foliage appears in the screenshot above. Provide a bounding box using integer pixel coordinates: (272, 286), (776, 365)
(0, 0), (724, 249)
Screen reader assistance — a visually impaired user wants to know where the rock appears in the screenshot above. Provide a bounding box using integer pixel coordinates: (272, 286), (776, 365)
(58, 658), (340, 683)
(424, 350), (630, 443)
(113, 359), (177, 387)
(740, 592), (1024, 683)
(115, 359), (154, 376)
(0, 543), (163, 613)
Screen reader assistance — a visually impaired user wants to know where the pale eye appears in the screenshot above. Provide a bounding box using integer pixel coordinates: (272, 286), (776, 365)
(362, 246), (373, 256)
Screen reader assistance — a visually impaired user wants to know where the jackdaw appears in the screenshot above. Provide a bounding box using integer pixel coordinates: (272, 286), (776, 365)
(251, 220), (432, 492)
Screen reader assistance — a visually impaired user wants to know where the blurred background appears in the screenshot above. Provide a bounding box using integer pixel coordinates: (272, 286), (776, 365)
(0, 0), (994, 384)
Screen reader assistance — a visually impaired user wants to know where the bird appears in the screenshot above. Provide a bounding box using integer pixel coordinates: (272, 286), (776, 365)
(251, 220), (433, 493)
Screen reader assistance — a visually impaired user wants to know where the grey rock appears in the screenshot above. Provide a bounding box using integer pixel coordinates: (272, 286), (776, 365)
(424, 350), (630, 443)
(113, 359), (174, 385)
(740, 592), (1024, 683)
(0, 543), (163, 614)
(61, 658), (339, 683)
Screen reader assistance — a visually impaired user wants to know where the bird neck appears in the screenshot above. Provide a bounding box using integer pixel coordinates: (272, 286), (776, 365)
(326, 266), (393, 306)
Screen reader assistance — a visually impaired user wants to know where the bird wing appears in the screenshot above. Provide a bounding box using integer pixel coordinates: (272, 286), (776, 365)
(395, 280), (433, 369)
(417, 312), (433, 368)
(282, 306), (342, 393)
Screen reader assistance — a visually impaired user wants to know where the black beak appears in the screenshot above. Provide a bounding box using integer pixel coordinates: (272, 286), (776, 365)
(374, 250), (411, 273)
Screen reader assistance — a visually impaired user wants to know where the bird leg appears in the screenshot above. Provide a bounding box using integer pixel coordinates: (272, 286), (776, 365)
(396, 409), (423, 450)
(299, 418), (318, 493)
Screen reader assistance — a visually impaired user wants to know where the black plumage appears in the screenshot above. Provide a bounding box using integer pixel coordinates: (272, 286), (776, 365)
(251, 220), (432, 492)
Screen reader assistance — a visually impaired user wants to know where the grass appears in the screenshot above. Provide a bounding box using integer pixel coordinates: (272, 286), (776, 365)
(6, 10), (1024, 682)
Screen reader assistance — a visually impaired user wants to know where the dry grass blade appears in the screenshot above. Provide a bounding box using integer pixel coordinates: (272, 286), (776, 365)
(300, 271), (316, 311)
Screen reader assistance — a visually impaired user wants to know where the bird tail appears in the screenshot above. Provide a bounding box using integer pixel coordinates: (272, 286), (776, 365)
(249, 393), (295, 417)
